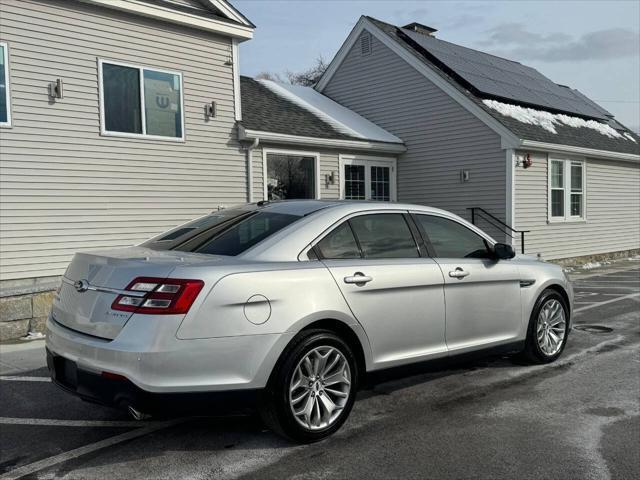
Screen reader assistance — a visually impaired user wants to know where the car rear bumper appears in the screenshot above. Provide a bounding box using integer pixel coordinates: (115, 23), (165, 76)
(46, 348), (260, 413)
(46, 314), (295, 394)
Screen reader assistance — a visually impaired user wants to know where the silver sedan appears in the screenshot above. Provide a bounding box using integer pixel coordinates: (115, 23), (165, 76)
(46, 200), (572, 442)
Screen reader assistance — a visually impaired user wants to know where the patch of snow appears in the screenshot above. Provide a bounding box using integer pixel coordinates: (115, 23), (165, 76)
(20, 331), (45, 341)
(628, 255), (640, 261)
(258, 80), (403, 144)
(580, 262), (602, 270)
(623, 132), (637, 143)
(483, 99), (633, 141)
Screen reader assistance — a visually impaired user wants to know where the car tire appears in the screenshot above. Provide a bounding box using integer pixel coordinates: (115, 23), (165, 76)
(259, 329), (359, 443)
(520, 289), (570, 364)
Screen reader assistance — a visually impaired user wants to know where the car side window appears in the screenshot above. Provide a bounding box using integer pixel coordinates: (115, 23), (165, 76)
(415, 215), (490, 259)
(349, 214), (419, 259)
(316, 222), (361, 259)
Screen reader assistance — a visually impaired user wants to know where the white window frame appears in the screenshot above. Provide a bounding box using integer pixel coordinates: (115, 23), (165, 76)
(547, 156), (586, 223)
(339, 154), (397, 201)
(98, 58), (185, 142)
(0, 42), (12, 128)
(262, 148), (321, 200)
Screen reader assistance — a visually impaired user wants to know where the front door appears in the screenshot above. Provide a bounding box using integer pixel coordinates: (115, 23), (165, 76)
(315, 212), (447, 369)
(340, 155), (396, 201)
(412, 213), (522, 353)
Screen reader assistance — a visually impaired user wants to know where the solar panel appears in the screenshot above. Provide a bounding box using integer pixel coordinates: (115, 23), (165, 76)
(402, 29), (608, 120)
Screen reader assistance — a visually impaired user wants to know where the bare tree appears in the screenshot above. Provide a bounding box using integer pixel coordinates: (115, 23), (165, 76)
(255, 56), (328, 87)
(285, 56), (328, 87)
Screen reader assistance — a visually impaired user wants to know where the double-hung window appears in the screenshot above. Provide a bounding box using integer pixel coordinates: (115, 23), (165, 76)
(549, 158), (585, 221)
(99, 60), (184, 140)
(0, 42), (11, 127)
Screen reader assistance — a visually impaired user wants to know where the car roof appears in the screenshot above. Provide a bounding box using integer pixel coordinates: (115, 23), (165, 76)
(249, 199), (451, 217)
(238, 200), (486, 262)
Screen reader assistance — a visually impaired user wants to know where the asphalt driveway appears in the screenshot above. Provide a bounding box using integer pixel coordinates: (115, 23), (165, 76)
(0, 263), (638, 480)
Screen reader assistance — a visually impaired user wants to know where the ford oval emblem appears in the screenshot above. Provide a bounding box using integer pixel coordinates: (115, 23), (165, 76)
(74, 279), (89, 293)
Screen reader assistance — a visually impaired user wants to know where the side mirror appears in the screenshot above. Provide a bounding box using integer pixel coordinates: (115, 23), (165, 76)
(493, 243), (516, 260)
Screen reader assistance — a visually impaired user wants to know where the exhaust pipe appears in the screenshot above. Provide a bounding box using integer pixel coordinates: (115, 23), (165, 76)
(127, 405), (151, 421)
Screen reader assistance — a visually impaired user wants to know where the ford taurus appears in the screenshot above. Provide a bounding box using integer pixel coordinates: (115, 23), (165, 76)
(46, 200), (572, 442)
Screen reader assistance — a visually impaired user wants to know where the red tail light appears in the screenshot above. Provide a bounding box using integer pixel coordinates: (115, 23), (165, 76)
(111, 277), (204, 315)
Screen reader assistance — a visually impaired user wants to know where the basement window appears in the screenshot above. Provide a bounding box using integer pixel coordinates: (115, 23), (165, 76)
(99, 59), (184, 141)
(548, 158), (585, 222)
(0, 42), (11, 127)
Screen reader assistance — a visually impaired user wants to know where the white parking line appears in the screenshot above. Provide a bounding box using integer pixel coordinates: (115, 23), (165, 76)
(573, 286), (640, 290)
(575, 280), (640, 284)
(0, 417), (145, 428)
(0, 376), (50, 382)
(574, 293), (640, 313)
(0, 418), (186, 480)
(583, 275), (640, 279)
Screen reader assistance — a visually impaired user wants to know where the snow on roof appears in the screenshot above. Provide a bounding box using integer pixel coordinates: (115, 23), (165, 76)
(258, 80), (403, 144)
(483, 99), (632, 141)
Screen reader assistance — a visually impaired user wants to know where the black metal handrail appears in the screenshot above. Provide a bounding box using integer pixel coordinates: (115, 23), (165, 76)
(467, 207), (529, 254)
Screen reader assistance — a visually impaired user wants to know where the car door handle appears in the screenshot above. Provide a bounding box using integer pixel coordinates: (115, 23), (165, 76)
(449, 267), (470, 279)
(344, 272), (373, 285)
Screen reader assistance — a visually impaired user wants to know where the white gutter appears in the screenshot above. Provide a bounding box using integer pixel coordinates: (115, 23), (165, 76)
(519, 140), (640, 163)
(238, 126), (406, 154)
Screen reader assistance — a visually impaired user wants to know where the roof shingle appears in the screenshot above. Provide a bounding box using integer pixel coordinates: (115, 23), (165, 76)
(240, 76), (361, 141)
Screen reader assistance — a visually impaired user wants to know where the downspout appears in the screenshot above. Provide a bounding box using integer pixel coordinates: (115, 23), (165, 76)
(239, 124), (259, 203)
(245, 137), (259, 203)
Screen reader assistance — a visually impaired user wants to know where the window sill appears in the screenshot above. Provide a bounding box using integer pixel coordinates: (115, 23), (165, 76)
(547, 218), (587, 225)
(100, 130), (185, 143)
(0, 123), (12, 129)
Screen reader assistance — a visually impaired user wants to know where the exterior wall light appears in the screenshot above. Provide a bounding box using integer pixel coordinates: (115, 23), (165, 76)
(204, 101), (216, 118)
(48, 78), (63, 99)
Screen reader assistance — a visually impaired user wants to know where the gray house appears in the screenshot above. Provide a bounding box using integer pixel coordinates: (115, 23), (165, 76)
(315, 16), (640, 261)
(0, 4), (638, 340)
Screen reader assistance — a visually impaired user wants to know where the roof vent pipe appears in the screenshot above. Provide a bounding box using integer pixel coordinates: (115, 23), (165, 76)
(402, 22), (438, 37)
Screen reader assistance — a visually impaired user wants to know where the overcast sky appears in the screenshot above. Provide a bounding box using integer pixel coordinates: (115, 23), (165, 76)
(234, 0), (640, 132)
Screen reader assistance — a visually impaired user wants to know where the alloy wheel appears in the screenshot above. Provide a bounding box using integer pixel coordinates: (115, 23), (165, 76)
(289, 346), (351, 430)
(536, 298), (567, 356)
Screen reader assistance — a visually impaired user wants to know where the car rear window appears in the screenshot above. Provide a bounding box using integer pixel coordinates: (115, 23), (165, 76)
(176, 211), (299, 256)
(141, 209), (252, 251)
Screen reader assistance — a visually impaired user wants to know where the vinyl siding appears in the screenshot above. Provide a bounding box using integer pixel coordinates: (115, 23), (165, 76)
(252, 143), (343, 201)
(0, 0), (246, 281)
(513, 152), (640, 260)
(322, 31), (507, 240)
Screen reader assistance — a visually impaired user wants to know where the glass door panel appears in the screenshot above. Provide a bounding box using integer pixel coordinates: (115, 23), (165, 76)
(370, 166), (390, 201)
(344, 164), (366, 200)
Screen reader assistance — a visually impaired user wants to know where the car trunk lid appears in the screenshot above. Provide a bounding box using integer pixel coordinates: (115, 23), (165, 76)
(52, 247), (218, 339)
